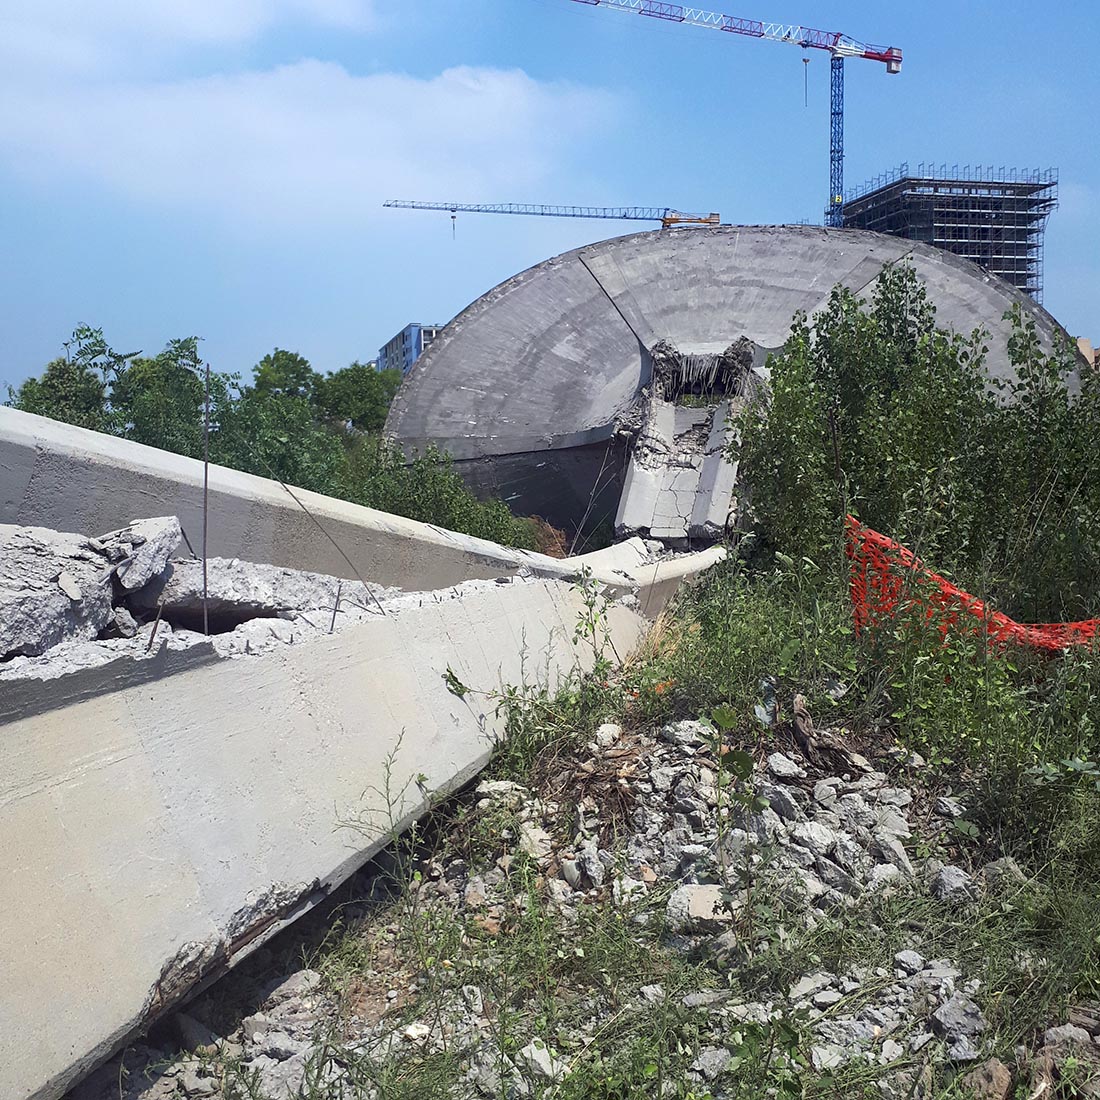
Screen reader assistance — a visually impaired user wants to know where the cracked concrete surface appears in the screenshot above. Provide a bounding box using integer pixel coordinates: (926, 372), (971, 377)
(615, 394), (739, 543)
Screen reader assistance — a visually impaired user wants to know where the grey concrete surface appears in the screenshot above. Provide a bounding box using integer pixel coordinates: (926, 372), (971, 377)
(616, 398), (736, 542)
(1, 549), (721, 1100)
(387, 225), (1077, 530)
(0, 406), (601, 592)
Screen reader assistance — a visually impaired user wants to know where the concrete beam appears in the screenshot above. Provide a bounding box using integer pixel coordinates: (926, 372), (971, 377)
(0, 533), (722, 1100)
(0, 406), (578, 593)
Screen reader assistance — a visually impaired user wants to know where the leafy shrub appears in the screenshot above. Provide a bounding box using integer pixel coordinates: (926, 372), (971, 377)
(735, 262), (1099, 622)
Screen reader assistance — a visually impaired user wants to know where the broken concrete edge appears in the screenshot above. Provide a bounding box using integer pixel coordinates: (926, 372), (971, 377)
(615, 394), (739, 543)
(1, 517), (183, 662)
(46, 753), (490, 1100)
(629, 545), (727, 619)
(0, 519), (722, 690)
(0, 406), (653, 593)
(2, 555), (722, 1100)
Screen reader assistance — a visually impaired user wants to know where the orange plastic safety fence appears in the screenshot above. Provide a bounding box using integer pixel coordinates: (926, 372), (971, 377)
(844, 516), (1100, 653)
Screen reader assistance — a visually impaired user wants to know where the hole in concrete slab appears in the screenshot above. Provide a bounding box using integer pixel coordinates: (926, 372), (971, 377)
(651, 336), (757, 403)
(162, 606), (288, 635)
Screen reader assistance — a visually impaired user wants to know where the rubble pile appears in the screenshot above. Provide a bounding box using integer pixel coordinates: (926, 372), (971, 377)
(68, 717), (1100, 1100)
(0, 517), (397, 680)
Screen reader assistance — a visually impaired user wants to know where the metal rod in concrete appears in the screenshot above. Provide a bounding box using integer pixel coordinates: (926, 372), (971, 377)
(202, 360), (211, 636)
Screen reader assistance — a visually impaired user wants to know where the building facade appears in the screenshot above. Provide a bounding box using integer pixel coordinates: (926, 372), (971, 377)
(842, 164), (1058, 302)
(377, 323), (444, 376)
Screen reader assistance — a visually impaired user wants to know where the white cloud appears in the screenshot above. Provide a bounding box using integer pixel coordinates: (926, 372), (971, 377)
(0, 60), (618, 232)
(4, 0), (372, 51)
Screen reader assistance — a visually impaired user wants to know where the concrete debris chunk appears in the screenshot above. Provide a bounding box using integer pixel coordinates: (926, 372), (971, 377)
(56, 570), (82, 600)
(756, 780), (803, 821)
(519, 822), (553, 863)
(790, 821), (838, 859)
(935, 795), (966, 819)
(594, 722), (622, 747)
(660, 720), (711, 747)
(894, 950), (925, 975)
(931, 865), (976, 902)
(0, 524), (115, 658)
(931, 992), (987, 1042)
(1043, 1023), (1092, 1048)
(666, 883), (731, 933)
(179, 1065), (218, 1097)
(102, 516), (182, 590)
(691, 1046), (732, 1080)
(767, 751), (806, 779)
(515, 1040), (569, 1082)
(791, 972), (836, 1000)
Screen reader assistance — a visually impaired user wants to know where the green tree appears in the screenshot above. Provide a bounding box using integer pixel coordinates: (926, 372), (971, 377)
(253, 348), (320, 402)
(111, 337), (217, 457)
(8, 326), (539, 551)
(8, 356), (109, 432)
(210, 387), (346, 493)
(314, 363), (402, 432)
(7, 324), (140, 432)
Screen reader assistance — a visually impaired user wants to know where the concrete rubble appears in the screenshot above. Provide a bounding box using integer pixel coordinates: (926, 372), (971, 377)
(2, 518), (700, 687)
(613, 337), (762, 545)
(1, 517), (180, 660)
(0, 515), (401, 682)
(128, 556), (387, 626)
(68, 713), (1097, 1100)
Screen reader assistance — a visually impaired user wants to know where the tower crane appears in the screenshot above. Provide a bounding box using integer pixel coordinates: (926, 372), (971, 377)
(382, 200), (720, 230)
(563, 0), (902, 226)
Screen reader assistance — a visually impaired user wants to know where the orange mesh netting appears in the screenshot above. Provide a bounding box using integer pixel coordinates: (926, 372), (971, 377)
(844, 516), (1100, 653)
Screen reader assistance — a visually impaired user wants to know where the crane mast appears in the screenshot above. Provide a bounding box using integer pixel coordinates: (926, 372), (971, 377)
(567, 0), (901, 226)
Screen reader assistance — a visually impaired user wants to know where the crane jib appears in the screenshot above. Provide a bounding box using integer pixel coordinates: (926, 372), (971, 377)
(571, 0), (900, 68)
(561, 0), (901, 229)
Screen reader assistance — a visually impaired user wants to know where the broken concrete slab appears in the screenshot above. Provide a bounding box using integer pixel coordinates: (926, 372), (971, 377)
(615, 394), (737, 543)
(128, 555), (395, 629)
(0, 524), (114, 658)
(1, 539), (723, 1100)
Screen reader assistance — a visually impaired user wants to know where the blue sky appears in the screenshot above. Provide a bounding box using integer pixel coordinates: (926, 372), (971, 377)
(1, 1), (1096, 392)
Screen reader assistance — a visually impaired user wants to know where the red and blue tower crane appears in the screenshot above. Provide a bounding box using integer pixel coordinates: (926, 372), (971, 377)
(564, 0), (902, 227)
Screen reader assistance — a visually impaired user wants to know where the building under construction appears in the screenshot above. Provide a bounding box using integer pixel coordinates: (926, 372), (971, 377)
(842, 163), (1058, 301)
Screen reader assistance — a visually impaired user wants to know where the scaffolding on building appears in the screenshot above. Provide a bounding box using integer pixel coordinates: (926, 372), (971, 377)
(841, 163), (1058, 301)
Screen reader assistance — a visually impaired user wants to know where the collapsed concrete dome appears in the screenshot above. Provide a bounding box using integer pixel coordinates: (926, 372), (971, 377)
(386, 225), (1074, 541)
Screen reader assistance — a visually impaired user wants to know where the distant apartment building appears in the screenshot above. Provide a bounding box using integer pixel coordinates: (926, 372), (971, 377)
(377, 323), (444, 376)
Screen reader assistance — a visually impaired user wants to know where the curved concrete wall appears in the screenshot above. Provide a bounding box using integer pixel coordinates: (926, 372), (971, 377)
(387, 225), (1076, 528)
(389, 225), (1070, 461)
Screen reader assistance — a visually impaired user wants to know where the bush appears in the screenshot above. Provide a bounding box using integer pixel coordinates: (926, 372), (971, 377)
(735, 262), (1099, 622)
